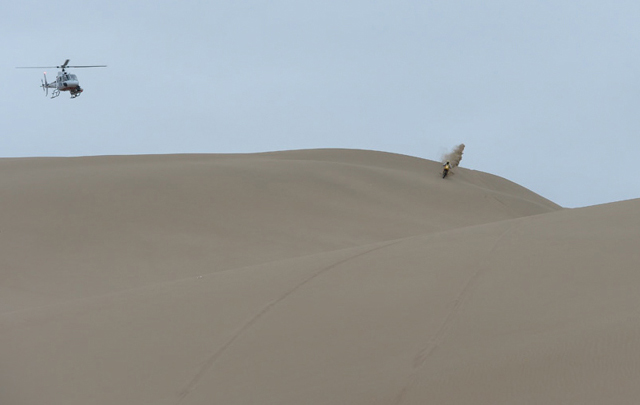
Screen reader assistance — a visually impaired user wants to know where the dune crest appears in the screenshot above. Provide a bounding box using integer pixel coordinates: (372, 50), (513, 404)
(4, 149), (637, 405)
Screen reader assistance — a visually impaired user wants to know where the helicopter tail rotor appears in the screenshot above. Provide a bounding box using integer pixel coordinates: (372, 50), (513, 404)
(41, 72), (49, 97)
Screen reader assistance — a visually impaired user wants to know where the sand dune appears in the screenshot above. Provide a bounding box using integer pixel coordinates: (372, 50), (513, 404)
(2, 149), (638, 404)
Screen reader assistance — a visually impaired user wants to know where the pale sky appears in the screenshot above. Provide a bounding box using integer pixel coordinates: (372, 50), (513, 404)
(2, 0), (639, 208)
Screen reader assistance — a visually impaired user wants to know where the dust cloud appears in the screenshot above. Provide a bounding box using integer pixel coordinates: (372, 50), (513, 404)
(442, 144), (465, 168)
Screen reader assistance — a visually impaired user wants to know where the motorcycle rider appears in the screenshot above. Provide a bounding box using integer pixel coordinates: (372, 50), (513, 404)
(442, 161), (451, 178)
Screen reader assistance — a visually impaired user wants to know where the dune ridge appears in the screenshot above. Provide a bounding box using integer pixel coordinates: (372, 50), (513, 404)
(2, 149), (638, 405)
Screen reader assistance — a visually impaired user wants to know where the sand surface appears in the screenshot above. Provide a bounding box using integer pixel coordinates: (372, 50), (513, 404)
(2, 149), (638, 404)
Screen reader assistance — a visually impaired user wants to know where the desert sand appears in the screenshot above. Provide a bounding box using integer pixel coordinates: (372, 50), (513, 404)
(1, 149), (638, 404)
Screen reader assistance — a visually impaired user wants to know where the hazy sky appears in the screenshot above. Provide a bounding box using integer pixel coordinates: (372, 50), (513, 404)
(3, 0), (639, 207)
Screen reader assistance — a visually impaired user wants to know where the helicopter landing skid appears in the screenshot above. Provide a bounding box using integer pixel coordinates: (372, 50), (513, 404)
(50, 89), (60, 99)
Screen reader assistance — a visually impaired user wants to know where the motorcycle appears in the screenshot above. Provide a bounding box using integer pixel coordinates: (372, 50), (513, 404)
(442, 164), (450, 179)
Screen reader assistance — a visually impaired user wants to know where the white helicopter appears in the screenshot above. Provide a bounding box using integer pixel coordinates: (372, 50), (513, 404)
(17, 59), (106, 99)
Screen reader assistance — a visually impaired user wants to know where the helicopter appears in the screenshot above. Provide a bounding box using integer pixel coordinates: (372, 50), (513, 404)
(17, 59), (106, 99)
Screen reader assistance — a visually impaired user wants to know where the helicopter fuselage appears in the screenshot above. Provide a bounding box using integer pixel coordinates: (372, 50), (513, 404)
(56, 72), (79, 91)
(44, 71), (83, 98)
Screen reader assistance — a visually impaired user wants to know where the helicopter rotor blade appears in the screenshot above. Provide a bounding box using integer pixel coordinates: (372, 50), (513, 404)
(65, 65), (107, 68)
(17, 63), (107, 69)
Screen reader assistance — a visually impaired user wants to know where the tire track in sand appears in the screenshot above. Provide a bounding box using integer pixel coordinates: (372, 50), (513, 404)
(392, 222), (519, 405)
(177, 239), (402, 403)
